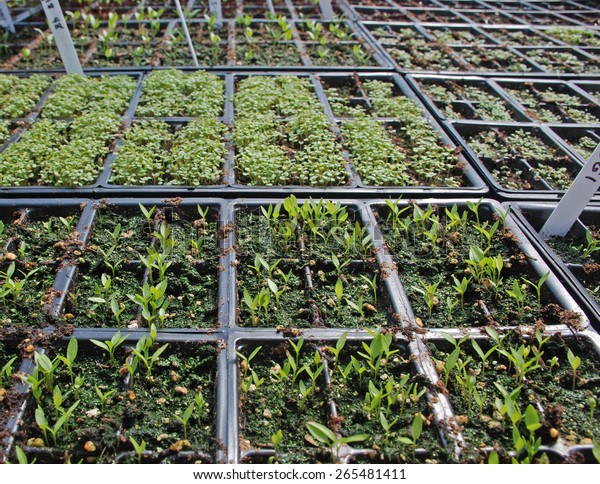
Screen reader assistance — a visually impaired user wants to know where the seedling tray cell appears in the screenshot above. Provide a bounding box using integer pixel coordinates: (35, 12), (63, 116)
(450, 123), (588, 200)
(232, 334), (450, 463)
(516, 46), (600, 74)
(496, 78), (600, 124)
(232, 198), (401, 330)
(480, 26), (560, 46)
(454, 9), (520, 25)
(424, 329), (600, 463)
(7, 335), (226, 464)
(368, 198), (588, 331)
(510, 203), (600, 329)
(0, 200), (91, 330)
(550, 125), (600, 161)
(51, 199), (225, 331)
(407, 75), (529, 122)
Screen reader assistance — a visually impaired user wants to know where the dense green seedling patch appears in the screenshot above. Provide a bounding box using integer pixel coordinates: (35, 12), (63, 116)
(41, 74), (136, 119)
(234, 76), (346, 186)
(0, 74), (51, 118)
(338, 80), (464, 187)
(136, 70), (225, 117)
(0, 121), (9, 145)
(546, 27), (600, 46)
(0, 113), (120, 186)
(109, 119), (225, 185)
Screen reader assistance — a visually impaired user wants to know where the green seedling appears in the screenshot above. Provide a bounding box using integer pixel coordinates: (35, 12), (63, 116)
(593, 441), (600, 463)
(14, 445), (35, 464)
(35, 401), (80, 446)
(129, 436), (146, 464)
(452, 275), (471, 309)
(34, 352), (59, 393)
(466, 199), (482, 226)
(505, 280), (527, 316)
(174, 401), (195, 440)
(474, 220), (499, 249)
(236, 346), (262, 397)
(413, 278), (441, 316)
(95, 385), (116, 413)
(567, 348), (581, 390)
(470, 338), (496, 378)
(90, 331), (129, 367)
(379, 411), (399, 445)
(306, 421), (368, 462)
(588, 396), (597, 426)
(522, 272), (549, 309)
(268, 430), (284, 464)
(131, 325), (168, 377)
(56, 338), (78, 384)
(327, 332), (347, 380)
(498, 343), (540, 385)
(575, 229), (600, 259)
(1, 355), (17, 389)
(398, 413), (423, 455)
(194, 391), (205, 424)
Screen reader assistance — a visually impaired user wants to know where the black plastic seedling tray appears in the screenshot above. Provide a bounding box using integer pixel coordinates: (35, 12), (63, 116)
(0, 69), (488, 198)
(1, 194), (597, 464)
(510, 202), (600, 329)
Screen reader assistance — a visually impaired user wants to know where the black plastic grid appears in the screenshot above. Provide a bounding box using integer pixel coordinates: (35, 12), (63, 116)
(0, 196), (597, 463)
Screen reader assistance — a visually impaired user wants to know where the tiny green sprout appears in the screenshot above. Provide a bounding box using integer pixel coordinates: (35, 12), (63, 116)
(494, 206), (511, 234)
(505, 280), (527, 316)
(90, 331), (129, 367)
(15, 445), (35, 464)
(175, 401), (195, 441)
(335, 277), (344, 316)
(194, 391), (205, 424)
(138, 203), (156, 222)
(58, 216), (76, 233)
(588, 396), (597, 425)
(95, 385), (116, 413)
(129, 436), (147, 464)
(1, 355), (17, 389)
(56, 338), (78, 384)
(567, 348), (581, 391)
(593, 441), (600, 463)
(379, 411), (399, 445)
(522, 272), (550, 309)
(235, 346), (262, 396)
(488, 450), (499, 464)
(306, 421), (369, 462)
(446, 296), (458, 319)
(268, 429), (284, 464)
(576, 229), (600, 259)
(466, 199), (482, 226)
(452, 275), (471, 309)
(414, 278), (441, 316)
(360, 273), (378, 305)
(398, 413), (423, 455)
(327, 332), (347, 379)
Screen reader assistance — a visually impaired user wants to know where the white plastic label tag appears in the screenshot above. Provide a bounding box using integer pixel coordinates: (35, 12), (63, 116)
(540, 142), (600, 238)
(173, 0), (198, 67)
(319, 0), (335, 20)
(40, 0), (83, 74)
(0, 0), (16, 34)
(265, 0), (275, 17)
(209, 0), (223, 28)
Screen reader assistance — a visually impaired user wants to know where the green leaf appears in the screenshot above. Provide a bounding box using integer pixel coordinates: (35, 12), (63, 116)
(66, 338), (78, 363)
(525, 404), (541, 432)
(306, 421), (335, 445)
(411, 413), (423, 441)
